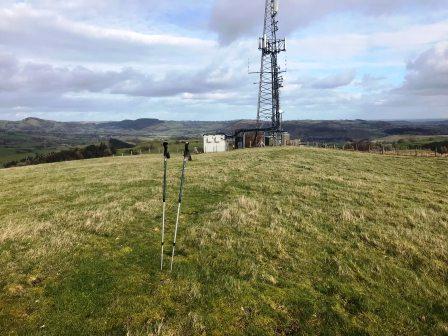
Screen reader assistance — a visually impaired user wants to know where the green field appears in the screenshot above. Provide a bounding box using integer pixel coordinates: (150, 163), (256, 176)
(0, 148), (29, 164)
(0, 148), (447, 335)
(0, 129), (102, 167)
(376, 135), (448, 149)
(0, 148), (59, 166)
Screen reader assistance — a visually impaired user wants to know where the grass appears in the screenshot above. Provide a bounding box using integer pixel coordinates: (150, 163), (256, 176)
(0, 147), (447, 335)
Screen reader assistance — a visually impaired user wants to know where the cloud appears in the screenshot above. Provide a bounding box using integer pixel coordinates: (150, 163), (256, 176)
(0, 53), (18, 80)
(286, 20), (448, 63)
(358, 75), (386, 90)
(3, 0), (205, 24)
(210, 0), (448, 44)
(0, 54), (132, 93)
(360, 43), (448, 119)
(0, 54), (245, 116)
(282, 86), (364, 119)
(400, 42), (448, 96)
(0, 4), (215, 62)
(282, 44), (448, 120)
(288, 70), (356, 90)
(0, 1), (447, 121)
(311, 70), (356, 89)
(112, 66), (243, 98)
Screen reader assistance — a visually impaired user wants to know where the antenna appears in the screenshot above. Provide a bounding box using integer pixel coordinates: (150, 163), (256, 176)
(255, 0), (286, 142)
(233, 0), (287, 148)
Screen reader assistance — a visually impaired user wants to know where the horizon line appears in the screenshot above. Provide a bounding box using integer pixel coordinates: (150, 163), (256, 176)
(2, 117), (448, 123)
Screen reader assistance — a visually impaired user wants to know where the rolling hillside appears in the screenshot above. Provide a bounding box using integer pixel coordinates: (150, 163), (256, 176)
(1, 118), (447, 166)
(0, 148), (447, 335)
(1, 118), (447, 141)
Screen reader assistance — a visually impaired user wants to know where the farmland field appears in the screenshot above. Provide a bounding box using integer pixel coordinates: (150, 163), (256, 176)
(0, 147), (447, 335)
(0, 148), (58, 166)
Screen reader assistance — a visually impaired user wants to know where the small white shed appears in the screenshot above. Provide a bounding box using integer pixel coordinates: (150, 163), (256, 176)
(203, 134), (228, 153)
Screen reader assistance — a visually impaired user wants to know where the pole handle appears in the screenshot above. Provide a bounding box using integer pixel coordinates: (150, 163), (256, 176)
(163, 142), (170, 159)
(183, 142), (192, 161)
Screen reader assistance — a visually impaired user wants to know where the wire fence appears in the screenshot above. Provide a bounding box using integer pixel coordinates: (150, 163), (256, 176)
(295, 142), (448, 158)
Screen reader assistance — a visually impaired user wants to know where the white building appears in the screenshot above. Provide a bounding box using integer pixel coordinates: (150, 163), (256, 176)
(203, 134), (228, 153)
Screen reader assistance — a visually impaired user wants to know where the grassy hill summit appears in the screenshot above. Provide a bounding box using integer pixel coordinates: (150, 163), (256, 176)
(0, 147), (447, 335)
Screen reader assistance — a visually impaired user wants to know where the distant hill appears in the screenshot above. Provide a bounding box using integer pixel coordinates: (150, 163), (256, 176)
(0, 118), (447, 158)
(1, 118), (447, 141)
(0, 118), (234, 137)
(99, 118), (164, 130)
(0, 117), (99, 134)
(285, 119), (448, 142)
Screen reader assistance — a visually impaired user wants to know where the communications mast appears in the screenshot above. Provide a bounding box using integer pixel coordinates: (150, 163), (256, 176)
(235, 0), (287, 147)
(257, 0), (286, 143)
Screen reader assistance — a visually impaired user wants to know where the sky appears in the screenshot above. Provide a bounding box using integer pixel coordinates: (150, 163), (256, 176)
(0, 0), (447, 121)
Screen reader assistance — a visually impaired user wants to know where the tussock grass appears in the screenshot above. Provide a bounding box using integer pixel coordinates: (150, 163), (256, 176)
(0, 147), (447, 335)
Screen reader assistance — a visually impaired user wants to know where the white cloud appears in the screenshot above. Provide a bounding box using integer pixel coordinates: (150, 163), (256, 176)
(0, 54), (245, 115)
(287, 21), (448, 63)
(311, 70), (356, 89)
(210, 0), (448, 44)
(359, 43), (448, 119)
(0, 4), (215, 62)
(400, 42), (448, 96)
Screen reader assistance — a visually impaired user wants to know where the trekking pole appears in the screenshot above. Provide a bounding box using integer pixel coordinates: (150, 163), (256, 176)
(160, 142), (170, 270)
(170, 142), (192, 271)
